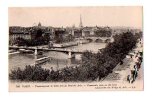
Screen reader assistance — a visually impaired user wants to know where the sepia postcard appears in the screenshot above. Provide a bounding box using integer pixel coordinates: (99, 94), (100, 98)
(8, 6), (143, 91)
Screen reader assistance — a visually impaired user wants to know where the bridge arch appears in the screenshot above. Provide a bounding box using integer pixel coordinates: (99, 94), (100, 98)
(86, 38), (93, 42)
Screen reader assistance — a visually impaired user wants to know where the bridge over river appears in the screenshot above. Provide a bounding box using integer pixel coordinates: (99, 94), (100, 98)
(9, 46), (95, 58)
(9, 43), (107, 71)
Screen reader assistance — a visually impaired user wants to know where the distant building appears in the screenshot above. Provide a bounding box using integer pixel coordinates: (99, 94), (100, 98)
(82, 27), (95, 37)
(38, 22), (42, 27)
(71, 28), (82, 38)
(94, 26), (112, 37)
(9, 26), (32, 45)
(9, 22), (53, 45)
(53, 28), (66, 43)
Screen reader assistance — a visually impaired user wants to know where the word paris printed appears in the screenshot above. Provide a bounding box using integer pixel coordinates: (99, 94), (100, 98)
(8, 7), (143, 91)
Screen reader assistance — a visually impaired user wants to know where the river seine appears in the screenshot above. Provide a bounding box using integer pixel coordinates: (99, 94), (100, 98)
(9, 43), (106, 71)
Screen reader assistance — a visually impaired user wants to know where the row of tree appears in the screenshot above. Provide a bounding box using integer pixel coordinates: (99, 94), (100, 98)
(80, 32), (138, 80)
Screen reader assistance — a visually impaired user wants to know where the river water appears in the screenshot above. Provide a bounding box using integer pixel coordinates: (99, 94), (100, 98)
(9, 43), (107, 71)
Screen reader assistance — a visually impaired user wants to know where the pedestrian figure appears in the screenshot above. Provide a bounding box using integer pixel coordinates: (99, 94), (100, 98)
(120, 60), (123, 65)
(131, 65), (138, 83)
(127, 74), (131, 83)
(136, 62), (141, 70)
(136, 52), (142, 70)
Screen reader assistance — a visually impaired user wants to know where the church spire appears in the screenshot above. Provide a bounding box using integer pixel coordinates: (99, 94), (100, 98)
(38, 22), (41, 27)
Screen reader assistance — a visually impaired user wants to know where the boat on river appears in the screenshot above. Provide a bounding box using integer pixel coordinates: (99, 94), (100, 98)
(19, 49), (34, 54)
(35, 56), (51, 65)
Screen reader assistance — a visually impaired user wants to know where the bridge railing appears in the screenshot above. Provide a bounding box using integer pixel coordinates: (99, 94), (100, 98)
(9, 46), (84, 53)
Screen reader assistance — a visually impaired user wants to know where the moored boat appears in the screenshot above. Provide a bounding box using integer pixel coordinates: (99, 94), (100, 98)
(35, 56), (51, 65)
(19, 49), (34, 54)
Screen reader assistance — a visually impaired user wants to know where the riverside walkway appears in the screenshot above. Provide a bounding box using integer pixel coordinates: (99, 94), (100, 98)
(102, 39), (143, 84)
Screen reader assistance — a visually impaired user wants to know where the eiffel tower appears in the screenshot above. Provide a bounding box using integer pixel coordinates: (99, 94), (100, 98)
(79, 15), (83, 28)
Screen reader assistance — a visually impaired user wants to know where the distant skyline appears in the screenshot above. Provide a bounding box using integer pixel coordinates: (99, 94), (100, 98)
(8, 7), (143, 28)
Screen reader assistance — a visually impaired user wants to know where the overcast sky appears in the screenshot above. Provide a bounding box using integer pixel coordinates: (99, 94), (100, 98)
(8, 7), (142, 28)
